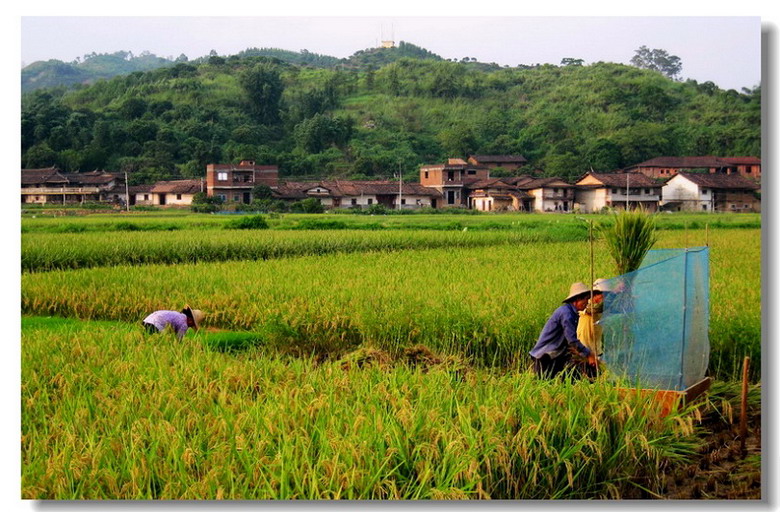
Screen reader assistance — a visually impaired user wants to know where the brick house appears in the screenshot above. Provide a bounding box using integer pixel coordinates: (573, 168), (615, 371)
(420, 158), (491, 208)
(661, 172), (760, 213)
(206, 160), (279, 204)
(21, 168), (124, 204)
(575, 172), (662, 213)
(624, 156), (761, 181)
(129, 179), (203, 207)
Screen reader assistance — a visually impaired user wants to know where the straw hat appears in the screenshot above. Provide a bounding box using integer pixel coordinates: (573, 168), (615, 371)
(563, 282), (590, 303)
(182, 305), (205, 329)
(593, 278), (613, 293)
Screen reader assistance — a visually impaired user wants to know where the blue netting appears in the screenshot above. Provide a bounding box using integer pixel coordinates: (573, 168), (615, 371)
(600, 247), (710, 391)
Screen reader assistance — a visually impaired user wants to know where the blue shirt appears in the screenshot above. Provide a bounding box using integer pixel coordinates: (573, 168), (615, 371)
(529, 303), (591, 359)
(143, 310), (190, 340)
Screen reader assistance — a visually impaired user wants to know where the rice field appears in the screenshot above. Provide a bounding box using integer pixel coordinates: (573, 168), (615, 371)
(20, 212), (762, 499)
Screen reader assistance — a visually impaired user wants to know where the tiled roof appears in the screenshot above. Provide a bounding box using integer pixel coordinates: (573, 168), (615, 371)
(150, 179), (202, 194)
(581, 172), (660, 188)
(516, 177), (574, 189)
(274, 180), (440, 199)
(674, 172), (760, 190)
(626, 156), (740, 169)
(128, 184), (155, 194)
(469, 155), (528, 164)
(61, 173), (117, 185)
(21, 168), (68, 185)
(499, 176), (535, 186)
(719, 157), (761, 165)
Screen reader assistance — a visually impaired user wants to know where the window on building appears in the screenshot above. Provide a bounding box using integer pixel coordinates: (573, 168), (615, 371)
(143, 194), (149, 201)
(447, 190), (456, 205)
(553, 188), (560, 194)
(351, 198), (357, 206)
(217, 172), (228, 181)
(447, 171), (454, 181)
(218, 195), (227, 202)
(611, 188), (618, 194)
(176, 194), (182, 200)
(644, 188), (650, 194)
(744, 204), (749, 208)
(368, 198), (373, 205)
(702, 189), (708, 195)
(467, 170), (476, 175)
(233, 195), (240, 202)
(702, 204), (708, 211)
(401, 198), (406, 205)
(746, 167), (752, 173)
(424, 171), (429, 179)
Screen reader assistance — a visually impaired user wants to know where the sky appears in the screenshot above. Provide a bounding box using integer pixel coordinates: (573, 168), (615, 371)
(20, 15), (763, 92)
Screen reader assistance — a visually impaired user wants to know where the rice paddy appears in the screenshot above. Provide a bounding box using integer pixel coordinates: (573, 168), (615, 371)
(20, 212), (762, 499)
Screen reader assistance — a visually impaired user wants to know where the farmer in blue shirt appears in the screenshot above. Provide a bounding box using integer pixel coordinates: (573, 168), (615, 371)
(142, 305), (204, 340)
(529, 282), (596, 379)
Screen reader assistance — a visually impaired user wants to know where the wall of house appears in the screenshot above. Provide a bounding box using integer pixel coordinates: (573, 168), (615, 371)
(164, 193), (195, 206)
(715, 191), (760, 213)
(574, 188), (607, 213)
(662, 177), (706, 211)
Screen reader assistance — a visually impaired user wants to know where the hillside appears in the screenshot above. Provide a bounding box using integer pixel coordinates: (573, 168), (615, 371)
(21, 44), (761, 184)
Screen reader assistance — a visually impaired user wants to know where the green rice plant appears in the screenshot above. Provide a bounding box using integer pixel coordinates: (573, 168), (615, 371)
(599, 209), (659, 274)
(21, 315), (701, 499)
(21, 229), (760, 381)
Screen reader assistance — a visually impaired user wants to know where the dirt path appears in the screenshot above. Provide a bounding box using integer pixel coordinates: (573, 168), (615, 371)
(661, 397), (762, 499)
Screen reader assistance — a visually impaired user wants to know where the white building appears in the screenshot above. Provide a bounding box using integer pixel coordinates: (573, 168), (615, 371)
(575, 172), (662, 213)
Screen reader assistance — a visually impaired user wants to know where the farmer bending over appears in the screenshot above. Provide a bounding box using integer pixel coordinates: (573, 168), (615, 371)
(142, 305), (204, 340)
(529, 282), (596, 379)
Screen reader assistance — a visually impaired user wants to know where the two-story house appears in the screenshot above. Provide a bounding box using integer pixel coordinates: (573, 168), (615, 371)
(661, 172), (760, 212)
(21, 168), (124, 205)
(575, 172), (662, 213)
(206, 160), (279, 204)
(419, 159), (490, 208)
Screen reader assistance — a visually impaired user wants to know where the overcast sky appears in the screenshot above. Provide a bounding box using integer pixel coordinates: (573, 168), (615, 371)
(20, 16), (762, 91)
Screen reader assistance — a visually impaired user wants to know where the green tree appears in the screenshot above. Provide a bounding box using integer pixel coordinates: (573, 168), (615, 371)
(630, 46), (682, 80)
(239, 62), (284, 125)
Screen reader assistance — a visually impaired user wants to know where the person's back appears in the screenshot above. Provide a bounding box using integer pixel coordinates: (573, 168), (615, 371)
(142, 306), (203, 340)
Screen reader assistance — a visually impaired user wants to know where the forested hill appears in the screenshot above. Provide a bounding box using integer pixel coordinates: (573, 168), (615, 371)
(21, 45), (761, 185)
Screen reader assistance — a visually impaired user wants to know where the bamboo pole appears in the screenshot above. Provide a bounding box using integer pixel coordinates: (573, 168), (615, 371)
(739, 356), (750, 455)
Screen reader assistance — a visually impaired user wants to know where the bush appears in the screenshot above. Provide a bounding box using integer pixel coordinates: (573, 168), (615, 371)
(290, 198), (325, 214)
(224, 215), (270, 230)
(191, 192), (223, 213)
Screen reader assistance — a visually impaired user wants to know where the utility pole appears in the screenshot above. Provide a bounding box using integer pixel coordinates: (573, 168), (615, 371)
(397, 162), (403, 211)
(124, 171), (130, 212)
(625, 172), (630, 211)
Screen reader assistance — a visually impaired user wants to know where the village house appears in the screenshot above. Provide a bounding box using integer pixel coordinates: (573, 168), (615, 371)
(575, 172), (662, 213)
(420, 158), (491, 208)
(624, 156), (761, 181)
(467, 155), (528, 173)
(21, 168), (125, 205)
(661, 172), (760, 213)
(468, 178), (533, 211)
(206, 160), (280, 204)
(516, 177), (577, 212)
(128, 179), (203, 207)
(273, 180), (439, 210)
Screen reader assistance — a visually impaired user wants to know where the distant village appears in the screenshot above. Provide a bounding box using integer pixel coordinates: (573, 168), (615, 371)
(21, 155), (761, 213)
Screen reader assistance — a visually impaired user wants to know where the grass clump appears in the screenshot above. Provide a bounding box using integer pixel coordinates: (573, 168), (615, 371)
(599, 209), (659, 274)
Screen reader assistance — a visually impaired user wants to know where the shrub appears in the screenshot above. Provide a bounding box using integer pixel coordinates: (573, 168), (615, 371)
(224, 215), (270, 230)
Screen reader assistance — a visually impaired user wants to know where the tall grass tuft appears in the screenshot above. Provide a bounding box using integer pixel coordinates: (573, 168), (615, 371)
(599, 209), (658, 275)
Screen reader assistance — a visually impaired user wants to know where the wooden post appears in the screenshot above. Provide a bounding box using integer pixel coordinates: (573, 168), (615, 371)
(739, 356), (750, 455)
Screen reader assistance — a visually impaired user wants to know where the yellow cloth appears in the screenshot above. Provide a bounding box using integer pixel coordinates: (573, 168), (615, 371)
(577, 303), (603, 355)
